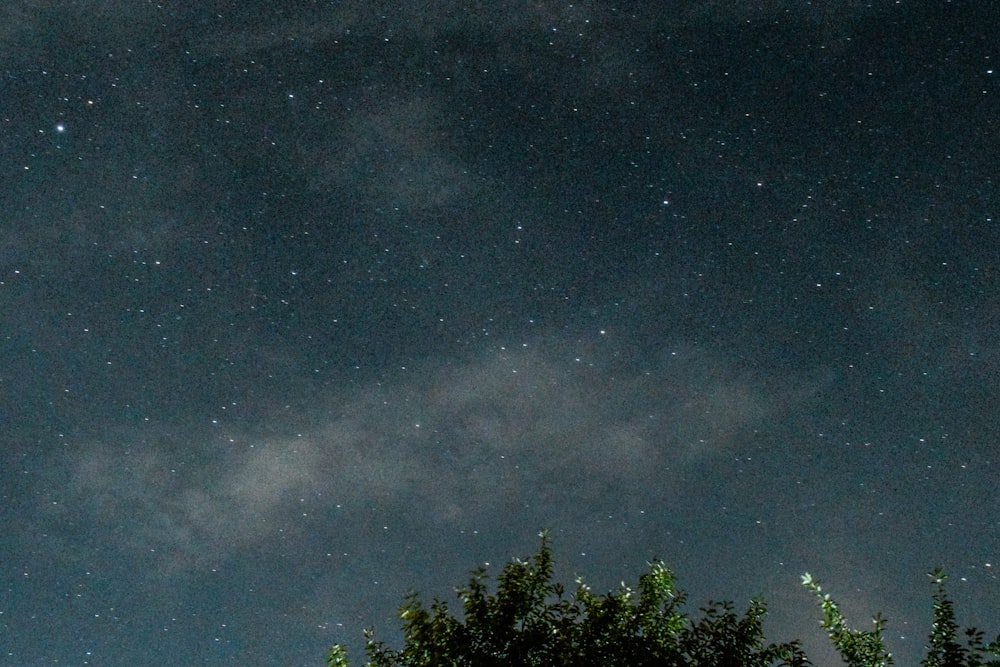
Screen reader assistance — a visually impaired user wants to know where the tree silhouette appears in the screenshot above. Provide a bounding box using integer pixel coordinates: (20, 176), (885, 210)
(326, 534), (1000, 667)
(329, 531), (806, 666)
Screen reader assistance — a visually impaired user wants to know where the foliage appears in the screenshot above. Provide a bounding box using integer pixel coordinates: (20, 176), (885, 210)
(329, 531), (807, 667)
(921, 568), (1000, 667)
(800, 568), (1000, 667)
(325, 644), (349, 667)
(801, 572), (893, 667)
(325, 535), (999, 667)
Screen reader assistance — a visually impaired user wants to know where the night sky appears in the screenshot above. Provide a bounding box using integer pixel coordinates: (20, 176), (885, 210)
(2, 2), (998, 665)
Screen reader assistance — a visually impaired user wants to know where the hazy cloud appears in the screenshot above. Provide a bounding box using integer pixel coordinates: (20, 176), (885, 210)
(61, 338), (823, 577)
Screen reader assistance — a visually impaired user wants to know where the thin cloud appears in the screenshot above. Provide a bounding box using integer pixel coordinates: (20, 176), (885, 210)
(62, 339), (821, 576)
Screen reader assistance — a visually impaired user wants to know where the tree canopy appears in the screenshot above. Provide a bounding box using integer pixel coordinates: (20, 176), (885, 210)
(326, 532), (1000, 667)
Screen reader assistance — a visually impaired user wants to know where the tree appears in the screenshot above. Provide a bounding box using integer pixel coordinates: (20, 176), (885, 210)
(800, 569), (1000, 667)
(328, 531), (808, 667)
(325, 534), (1000, 667)
(801, 572), (893, 667)
(921, 568), (1000, 667)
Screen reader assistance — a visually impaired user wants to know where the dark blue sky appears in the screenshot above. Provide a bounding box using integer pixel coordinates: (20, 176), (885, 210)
(2, 2), (998, 664)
